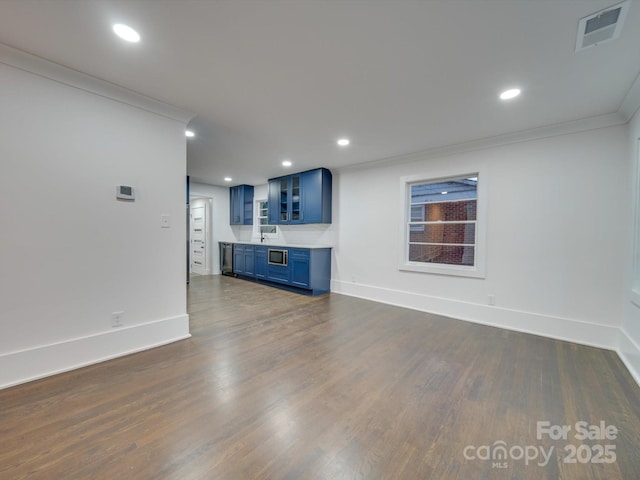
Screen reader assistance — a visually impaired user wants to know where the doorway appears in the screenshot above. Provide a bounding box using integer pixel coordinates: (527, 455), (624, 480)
(189, 197), (212, 275)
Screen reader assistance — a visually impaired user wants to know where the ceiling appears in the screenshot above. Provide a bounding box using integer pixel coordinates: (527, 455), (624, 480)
(0, 0), (639, 186)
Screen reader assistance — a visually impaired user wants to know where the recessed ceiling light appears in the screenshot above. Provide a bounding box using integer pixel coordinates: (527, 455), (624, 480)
(185, 130), (195, 138)
(113, 24), (140, 43)
(337, 138), (350, 147)
(499, 88), (521, 100)
(224, 177), (232, 182)
(282, 160), (292, 167)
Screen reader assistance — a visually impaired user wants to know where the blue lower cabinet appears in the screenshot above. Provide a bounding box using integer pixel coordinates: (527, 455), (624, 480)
(254, 246), (268, 279)
(231, 243), (330, 295)
(308, 248), (331, 295)
(233, 244), (244, 274)
(243, 245), (254, 277)
(233, 244), (254, 277)
(290, 249), (310, 288)
(267, 263), (290, 284)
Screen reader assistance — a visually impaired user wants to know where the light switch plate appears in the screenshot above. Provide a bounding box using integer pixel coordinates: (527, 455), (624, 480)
(161, 214), (170, 228)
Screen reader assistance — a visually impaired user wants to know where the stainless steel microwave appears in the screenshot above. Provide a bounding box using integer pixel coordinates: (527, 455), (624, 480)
(268, 248), (288, 266)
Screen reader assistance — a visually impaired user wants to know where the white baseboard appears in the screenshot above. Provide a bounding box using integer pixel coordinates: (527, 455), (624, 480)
(0, 314), (190, 390)
(331, 280), (619, 350)
(617, 328), (640, 387)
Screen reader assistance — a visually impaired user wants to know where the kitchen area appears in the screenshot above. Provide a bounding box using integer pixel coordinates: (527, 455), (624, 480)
(191, 167), (336, 296)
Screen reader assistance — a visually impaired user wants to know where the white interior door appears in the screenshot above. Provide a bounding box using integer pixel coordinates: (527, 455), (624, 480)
(190, 200), (208, 274)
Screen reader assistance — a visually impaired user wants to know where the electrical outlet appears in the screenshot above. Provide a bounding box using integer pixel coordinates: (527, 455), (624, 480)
(111, 311), (124, 328)
(488, 295), (496, 306)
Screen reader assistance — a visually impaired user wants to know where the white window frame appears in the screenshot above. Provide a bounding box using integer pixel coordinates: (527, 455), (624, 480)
(632, 137), (640, 306)
(254, 198), (278, 239)
(399, 169), (487, 278)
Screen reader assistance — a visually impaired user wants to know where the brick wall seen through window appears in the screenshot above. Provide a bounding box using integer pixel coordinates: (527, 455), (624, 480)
(408, 176), (477, 267)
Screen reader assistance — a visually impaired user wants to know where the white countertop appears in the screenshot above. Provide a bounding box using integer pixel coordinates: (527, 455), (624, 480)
(223, 241), (332, 249)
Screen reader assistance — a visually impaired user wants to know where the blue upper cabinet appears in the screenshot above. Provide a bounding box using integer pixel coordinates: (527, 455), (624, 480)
(269, 174), (302, 224)
(268, 168), (332, 224)
(301, 168), (332, 224)
(229, 184), (254, 225)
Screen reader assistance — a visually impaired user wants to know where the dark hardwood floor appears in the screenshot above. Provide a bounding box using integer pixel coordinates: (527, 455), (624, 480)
(1, 275), (639, 479)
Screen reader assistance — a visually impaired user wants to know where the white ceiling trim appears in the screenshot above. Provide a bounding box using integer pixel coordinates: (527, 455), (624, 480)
(0, 43), (194, 124)
(620, 69), (640, 121)
(338, 111), (628, 174)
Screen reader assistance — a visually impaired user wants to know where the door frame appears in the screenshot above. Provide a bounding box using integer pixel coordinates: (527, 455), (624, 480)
(189, 196), (214, 275)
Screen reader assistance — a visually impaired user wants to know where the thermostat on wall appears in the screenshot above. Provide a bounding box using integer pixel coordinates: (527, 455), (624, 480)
(116, 185), (135, 201)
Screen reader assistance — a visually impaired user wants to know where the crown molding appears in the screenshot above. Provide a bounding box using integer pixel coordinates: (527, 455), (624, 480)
(339, 111), (628, 174)
(0, 43), (195, 124)
(620, 69), (640, 121)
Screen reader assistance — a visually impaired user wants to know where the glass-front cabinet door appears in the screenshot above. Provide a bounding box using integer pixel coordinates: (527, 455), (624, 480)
(291, 175), (301, 222)
(279, 177), (289, 222)
(276, 175), (301, 223)
(268, 168), (332, 225)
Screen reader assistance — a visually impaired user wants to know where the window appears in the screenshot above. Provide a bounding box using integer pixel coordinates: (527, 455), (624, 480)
(255, 200), (277, 237)
(632, 138), (640, 306)
(401, 172), (486, 278)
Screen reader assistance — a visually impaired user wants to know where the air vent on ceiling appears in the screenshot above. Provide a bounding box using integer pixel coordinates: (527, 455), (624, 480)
(575, 0), (630, 51)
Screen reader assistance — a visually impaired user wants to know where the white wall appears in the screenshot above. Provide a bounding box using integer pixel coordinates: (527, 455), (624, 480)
(333, 125), (629, 349)
(252, 183), (338, 247)
(620, 109), (640, 384)
(0, 53), (191, 388)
